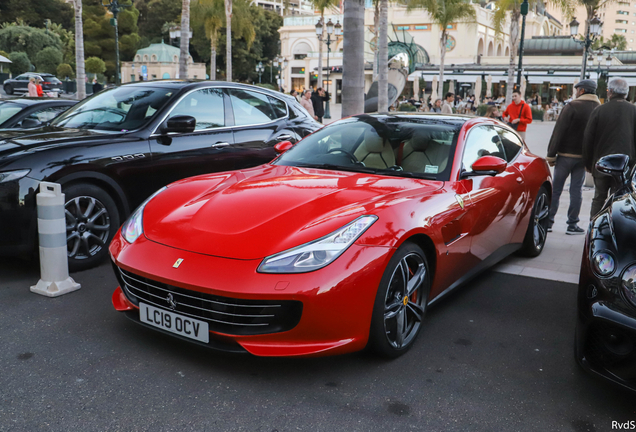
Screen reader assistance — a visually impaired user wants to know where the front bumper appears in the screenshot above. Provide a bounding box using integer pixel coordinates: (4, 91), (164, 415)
(109, 232), (392, 357)
(576, 260), (636, 393)
(0, 176), (40, 256)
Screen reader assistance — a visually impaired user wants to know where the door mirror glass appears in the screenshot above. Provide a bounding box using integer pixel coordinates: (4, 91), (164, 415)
(274, 140), (294, 154)
(470, 155), (507, 175)
(164, 115), (196, 134)
(596, 154), (629, 183)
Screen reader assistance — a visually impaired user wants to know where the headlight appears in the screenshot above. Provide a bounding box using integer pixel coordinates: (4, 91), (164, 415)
(592, 251), (616, 277)
(258, 215), (378, 273)
(0, 169), (30, 183)
(622, 265), (636, 306)
(121, 187), (167, 243)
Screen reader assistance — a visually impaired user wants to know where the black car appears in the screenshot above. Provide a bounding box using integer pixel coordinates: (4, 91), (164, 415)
(0, 81), (321, 271)
(3, 73), (63, 95)
(576, 154), (636, 393)
(0, 98), (77, 130)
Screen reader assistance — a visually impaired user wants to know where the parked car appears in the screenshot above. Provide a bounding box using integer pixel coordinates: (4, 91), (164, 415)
(3, 73), (63, 96)
(110, 113), (552, 358)
(0, 98), (77, 130)
(0, 81), (321, 271)
(576, 154), (636, 393)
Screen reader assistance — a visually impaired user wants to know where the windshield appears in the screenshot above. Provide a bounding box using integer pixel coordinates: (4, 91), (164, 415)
(274, 115), (461, 181)
(52, 86), (174, 131)
(0, 102), (24, 125)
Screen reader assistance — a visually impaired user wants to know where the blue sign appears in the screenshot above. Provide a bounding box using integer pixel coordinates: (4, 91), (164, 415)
(141, 65), (147, 78)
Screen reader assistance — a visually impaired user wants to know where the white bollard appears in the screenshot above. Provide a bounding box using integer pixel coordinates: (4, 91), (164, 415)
(30, 182), (81, 297)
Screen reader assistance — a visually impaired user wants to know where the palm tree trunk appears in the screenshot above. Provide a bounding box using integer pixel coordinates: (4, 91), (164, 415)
(211, 35), (217, 81)
(580, 9), (593, 80)
(225, 0), (232, 82)
(438, 31), (446, 100)
(506, 10), (520, 106)
(73, 0), (85, 100)
(318, 13), (324, 90)
(377, 0), (388, 112)
(373, 0), (379, 80)
(342, 0), (365, 117)
(179, 0), (190, 79)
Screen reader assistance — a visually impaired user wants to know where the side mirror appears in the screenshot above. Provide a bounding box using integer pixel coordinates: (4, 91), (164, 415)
(596, 154), (629, 184)
(163, 115), (196, 134)
(464, 155), (507, 177)
(20, 118), (42, 129)
(274, 140), (294, 154)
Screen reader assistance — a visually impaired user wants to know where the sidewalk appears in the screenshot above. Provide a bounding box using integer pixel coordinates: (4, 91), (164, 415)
(493, 121), (587, 284)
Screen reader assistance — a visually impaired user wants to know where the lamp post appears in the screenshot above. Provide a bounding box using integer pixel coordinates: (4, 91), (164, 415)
(569, 16), (602, 80)
(102, 0), (130, 86)
(274, 56), (287, 91)
(516, 0), (529, 87)
(315, 19), (342, 119)
(256, 61), (264, 84)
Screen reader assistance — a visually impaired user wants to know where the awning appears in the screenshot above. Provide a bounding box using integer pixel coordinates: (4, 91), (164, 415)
(408, 72), (483, 83)
(0, 55), (12, 63)
(527, 75), (579, 84)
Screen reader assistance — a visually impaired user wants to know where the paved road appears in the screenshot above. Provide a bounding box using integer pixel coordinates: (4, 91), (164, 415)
(1, 257), (634, 431)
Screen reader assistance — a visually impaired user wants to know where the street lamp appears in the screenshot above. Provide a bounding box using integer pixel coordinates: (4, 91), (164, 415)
(273, 56), (287, 91)
(102, 0), (130, 86)
(315, 19), (342, 119)
(256, 61), (264, 84)
(570, 16), (602, 80)
(516, 0), (529, 87)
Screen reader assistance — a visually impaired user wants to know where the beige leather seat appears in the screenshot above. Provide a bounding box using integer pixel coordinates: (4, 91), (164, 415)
(401, 128), (450, 174)
(353, 129), (395, 169)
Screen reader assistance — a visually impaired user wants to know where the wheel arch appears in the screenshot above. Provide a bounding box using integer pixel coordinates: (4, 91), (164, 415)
(400, 233), (437, 284)
(56, 171), (130, 221)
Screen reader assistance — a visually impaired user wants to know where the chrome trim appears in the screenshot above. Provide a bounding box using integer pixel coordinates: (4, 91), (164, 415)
(149, 85), (289, 137)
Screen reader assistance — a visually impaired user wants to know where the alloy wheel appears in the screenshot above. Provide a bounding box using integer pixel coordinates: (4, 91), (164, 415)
(533, 192), (549, 250)
(65, 195), (111, 260)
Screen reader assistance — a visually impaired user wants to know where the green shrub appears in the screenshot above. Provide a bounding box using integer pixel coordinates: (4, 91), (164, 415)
(398, 103), (416, 112)
(8, 52), (30, 75)
(35, 47), (63, 75)
(531, 107), (544, 121)
(57, 63), (74, 79)
(85, 57), (106, 75)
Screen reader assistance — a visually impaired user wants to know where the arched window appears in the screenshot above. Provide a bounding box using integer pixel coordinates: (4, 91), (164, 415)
(505, 46), (510, 57)
(292, 41), (312, 60)
(143, 54), (149, 62)
(135, 55), (141, 61)
(173, 55), (178, 62)
(487, 42), (494, 56)
(477, 39), (484, 56)
(496, 44), (502, 56)
(151, 54), (157, 62)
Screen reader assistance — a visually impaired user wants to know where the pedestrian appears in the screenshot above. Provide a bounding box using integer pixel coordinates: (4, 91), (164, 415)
(484, 105), (502, 121)
(28, 77), (38, 97)
(311, 87), (329, 123)
(301, 90), (317, 121)
(441, 92), (454, 114)
(545, 79), (600, 235)
(35, 78), (44, 97)
(430, 99), (442, 113)
(582, 77), (636, 217)
(502, 89), (532, 140)
(290, 89), (300, 102)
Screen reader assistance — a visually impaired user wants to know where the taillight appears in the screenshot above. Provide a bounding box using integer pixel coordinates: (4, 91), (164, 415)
(43, 82), (51, 85)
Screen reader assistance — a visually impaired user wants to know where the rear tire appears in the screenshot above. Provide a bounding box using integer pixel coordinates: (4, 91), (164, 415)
(4, 85), (13, 95)
(369, 242), (430, 358)
(519, 185), (550, 257)
(63, 183), (120, 272)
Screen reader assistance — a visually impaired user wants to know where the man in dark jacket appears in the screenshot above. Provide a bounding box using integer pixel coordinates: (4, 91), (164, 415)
(546, 79), (600, 234)
(311, 88), (329, 123)
(583, 77), (636, 216)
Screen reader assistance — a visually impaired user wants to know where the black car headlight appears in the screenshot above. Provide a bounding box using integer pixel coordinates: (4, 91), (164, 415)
(0, 169), (30, 183)
(621, 265), (636, 306)
(592, 251), (616, 277)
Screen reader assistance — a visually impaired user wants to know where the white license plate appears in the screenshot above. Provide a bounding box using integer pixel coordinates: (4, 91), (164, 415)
(139, 302), (209, 343)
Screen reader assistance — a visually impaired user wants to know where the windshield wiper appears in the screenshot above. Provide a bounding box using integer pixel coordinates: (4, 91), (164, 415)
(294, 162), (378, 174)
(375, 170), (437, 180)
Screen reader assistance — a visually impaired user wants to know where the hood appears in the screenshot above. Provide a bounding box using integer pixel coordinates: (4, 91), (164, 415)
(142, 164), (442, 259)
(0, 126), (123, 159)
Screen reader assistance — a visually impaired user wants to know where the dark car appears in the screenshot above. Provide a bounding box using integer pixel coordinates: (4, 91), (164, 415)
(0, 81), (321, 271)
(576, 154), (636, 393)
(3, 73), (63, 95)
(0, 98), (77, 130)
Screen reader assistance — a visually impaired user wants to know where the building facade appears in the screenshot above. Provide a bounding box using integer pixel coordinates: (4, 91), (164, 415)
(120, 42), (207, 84)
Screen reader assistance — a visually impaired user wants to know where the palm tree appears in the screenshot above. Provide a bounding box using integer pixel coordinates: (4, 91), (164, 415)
(225, 0), (232, 81)
(494, 0), (572, 104)
(194, 0), (254, 81)
(180, 0), (190, 79)
(377, 0), (389, 112)
(404, 0), (476, 100)
(67, 0), (85, 100)
(342, 0), (366, 116)
(310, 0), (340, 90)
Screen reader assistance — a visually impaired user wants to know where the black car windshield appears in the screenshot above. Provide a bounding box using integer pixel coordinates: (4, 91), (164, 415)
(274, 115), (462, 181)
(52, 86), (174, 131)
(0, 101), (24, 125)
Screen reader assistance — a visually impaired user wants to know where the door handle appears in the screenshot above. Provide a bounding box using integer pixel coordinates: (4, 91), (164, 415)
(276, 135), (292, 141)
(516, 177), (524, 184)
(211, 142), (230, 148)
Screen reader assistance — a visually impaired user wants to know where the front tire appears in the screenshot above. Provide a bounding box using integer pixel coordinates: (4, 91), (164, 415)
(519, 185), (550, 257)
(369, 242), (430, 358)
(64, 183), (120, 272)
(4, 85), (13, 95)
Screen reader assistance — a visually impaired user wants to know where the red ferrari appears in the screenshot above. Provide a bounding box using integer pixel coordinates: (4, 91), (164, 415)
(110, 114), (552, 358)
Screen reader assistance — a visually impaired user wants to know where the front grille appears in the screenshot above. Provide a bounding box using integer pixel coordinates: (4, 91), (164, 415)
(114, 265), (302, 336)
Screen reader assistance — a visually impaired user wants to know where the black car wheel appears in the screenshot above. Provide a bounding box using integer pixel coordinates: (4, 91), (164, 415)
(64, 183), (120, 272)
(519, 185), (550, 257)
(369, 242), (429, 358)
(4, 85), (13, 95)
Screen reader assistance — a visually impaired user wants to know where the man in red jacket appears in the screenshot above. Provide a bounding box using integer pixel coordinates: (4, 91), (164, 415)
(503, 89), (532, 140)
